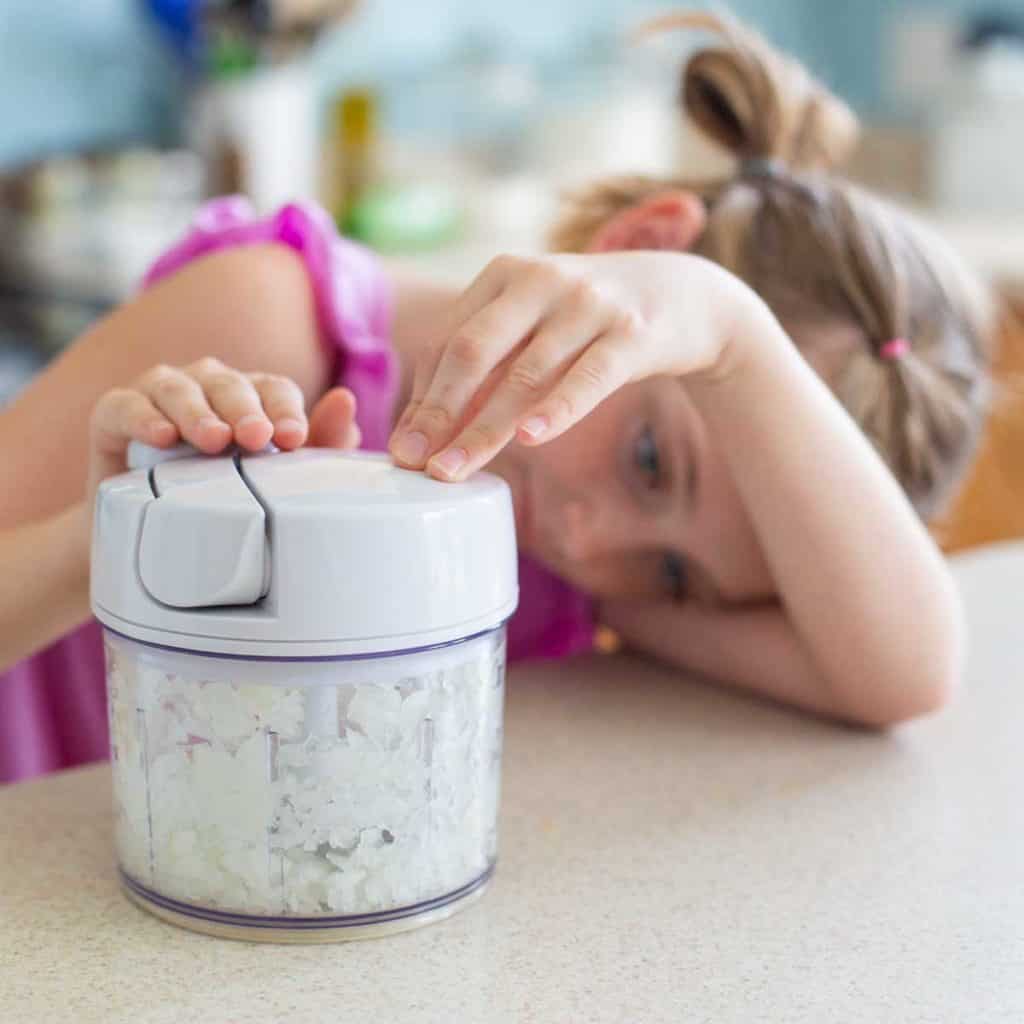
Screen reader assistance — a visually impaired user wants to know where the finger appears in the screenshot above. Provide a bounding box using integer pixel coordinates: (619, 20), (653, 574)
(419, 291), (617, 481)
(446, 288), (617, 460)
(394, 353), (515, 469)
(90, 389), (179, 483)
(427, 333), (631, 482)
(516, 332), (633, 446)
(432, 253), (523, 351)
(138, 364), (232, 453)
(395, 276), (563, 466)
(390, 256), (564, 467)
(422, 358), (527, 481)
(388, 341), (444, 462)
(389, 258), (511, 454)
(250, 373), (308, 449)
(309, 387), (361, 449)
(91, 388), (179, 454)
(186, 358), (274, 451)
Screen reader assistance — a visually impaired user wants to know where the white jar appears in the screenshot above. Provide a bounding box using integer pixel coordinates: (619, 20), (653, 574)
(92, 450), (518, 942)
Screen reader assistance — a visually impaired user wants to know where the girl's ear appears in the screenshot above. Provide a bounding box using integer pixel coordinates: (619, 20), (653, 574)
(586, 190), (707, 253)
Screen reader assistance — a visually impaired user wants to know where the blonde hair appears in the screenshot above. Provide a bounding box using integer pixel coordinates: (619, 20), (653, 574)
(550, 10), (995, 520)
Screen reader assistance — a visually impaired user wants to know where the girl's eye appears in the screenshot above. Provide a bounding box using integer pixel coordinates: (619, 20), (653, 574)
(661, 552), (689, 602)
(634, 426), (661, 487)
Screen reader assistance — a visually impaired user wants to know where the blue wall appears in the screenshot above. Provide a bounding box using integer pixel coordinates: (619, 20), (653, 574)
(0, 0), (826, 168)
(0, 0), (1013, 168)
(308, 0), (819, 82)
(0, 0), (182, 167)
(817, 0), (1024, 113)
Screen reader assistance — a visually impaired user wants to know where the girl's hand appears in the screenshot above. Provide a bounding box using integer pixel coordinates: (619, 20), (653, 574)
(389, 251), (751, 481)
(87, 358), (360, 502)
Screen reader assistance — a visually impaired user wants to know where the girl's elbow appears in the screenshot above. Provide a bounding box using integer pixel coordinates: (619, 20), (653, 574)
(842, 626), (965, 729)
(905, 582), (969, 721)
(864, 666), (959, 728)
(856, 578), (966, 728)
(837, 680), (951, 729)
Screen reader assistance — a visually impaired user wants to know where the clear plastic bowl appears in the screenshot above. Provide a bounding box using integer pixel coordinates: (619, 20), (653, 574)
(105, 626), (506, 942)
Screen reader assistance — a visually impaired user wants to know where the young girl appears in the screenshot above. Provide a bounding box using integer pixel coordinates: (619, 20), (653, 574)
(0, 12), (994, 782)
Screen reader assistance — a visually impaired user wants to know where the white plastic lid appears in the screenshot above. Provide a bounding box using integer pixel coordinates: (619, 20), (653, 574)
(91, 449), (518, 657)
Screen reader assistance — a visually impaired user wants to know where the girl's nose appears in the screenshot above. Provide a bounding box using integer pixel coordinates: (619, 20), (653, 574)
(558, 499), (603, 562)
(557, 492), (658, 564)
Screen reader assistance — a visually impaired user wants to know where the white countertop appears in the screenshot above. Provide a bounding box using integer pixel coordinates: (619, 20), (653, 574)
(3, 543), (1024, 1023)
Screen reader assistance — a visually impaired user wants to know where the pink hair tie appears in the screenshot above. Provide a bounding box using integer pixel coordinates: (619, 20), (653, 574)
(880, 338), (910, 361)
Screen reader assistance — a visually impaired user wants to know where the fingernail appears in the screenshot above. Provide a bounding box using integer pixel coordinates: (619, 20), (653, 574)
(393, 431), (429, 466)
(197, 416), (229, 433)
(275, 417), (305, 436)
(237, 413), (270, 432)
(431, 448), (467, 480)
(519, 415), (549, 442)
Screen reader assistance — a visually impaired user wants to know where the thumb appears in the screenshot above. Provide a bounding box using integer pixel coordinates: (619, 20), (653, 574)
(308, 387), (362, 449)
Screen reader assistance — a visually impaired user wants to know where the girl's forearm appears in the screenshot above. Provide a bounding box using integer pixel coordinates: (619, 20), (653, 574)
(602, 598), (841, 719)
(687, 299), (962, 725)
(0, 504), (91, 672)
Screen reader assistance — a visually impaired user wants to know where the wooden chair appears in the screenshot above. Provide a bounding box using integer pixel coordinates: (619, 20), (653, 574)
(935, 295), (1024, 553)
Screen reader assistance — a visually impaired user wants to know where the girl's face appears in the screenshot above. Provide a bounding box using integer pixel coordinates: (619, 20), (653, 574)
(490, 377), (776, 607)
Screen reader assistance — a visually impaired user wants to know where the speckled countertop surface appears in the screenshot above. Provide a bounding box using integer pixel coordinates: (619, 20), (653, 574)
(3, 544), (1024, 1023)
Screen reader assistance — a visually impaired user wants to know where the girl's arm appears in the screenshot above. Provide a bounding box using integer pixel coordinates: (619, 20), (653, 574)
(0, 243), (332, 668)
(0, 356), (360, 674)
(608, 299), (961, 727)
(691, 303), (962, 724)
(384, 250), (961, 727)
(0, 505), (91, 670)
(600, 601), (923, 724)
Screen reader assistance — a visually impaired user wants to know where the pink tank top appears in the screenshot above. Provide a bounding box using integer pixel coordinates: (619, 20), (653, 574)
(0, 198), (594, 784)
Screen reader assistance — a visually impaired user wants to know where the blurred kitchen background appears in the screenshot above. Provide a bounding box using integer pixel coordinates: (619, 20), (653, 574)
(3, 0), (1024, 416)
